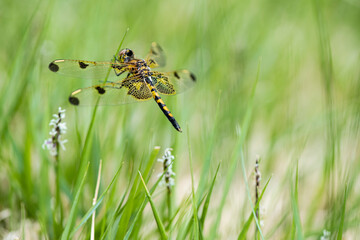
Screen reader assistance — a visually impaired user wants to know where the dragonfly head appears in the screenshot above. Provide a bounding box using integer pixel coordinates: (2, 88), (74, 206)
(118, 48), (135, 63)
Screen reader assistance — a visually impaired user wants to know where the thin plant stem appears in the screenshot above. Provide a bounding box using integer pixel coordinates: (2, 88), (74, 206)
(91, 160), (102, 240)
(166, 185), (172, 230)
(254, 156), (261, 240)
(55, 148), (63, 227)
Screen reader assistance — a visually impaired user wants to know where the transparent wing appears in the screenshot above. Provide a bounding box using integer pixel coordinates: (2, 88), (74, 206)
(68, 75), (153, 106)
(145, 42), (166, 68)
(48, 59), (135, 80)
(151, 70), (196, 95)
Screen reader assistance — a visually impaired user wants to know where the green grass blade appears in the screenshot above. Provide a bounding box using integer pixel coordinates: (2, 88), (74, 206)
(337, 183), (348, 240)
(143, 146), (161, 182)
(138, 171), (168, 239)
(115, 168), (140, 238)
(61, 162), (90, 240)
(101, 181), (131, 240)
(196, 91), (222, 198)
(69, 162), (123, 237)
(291, 161), (303, 240)
(239, 149), (264, 239)
(200, 163), (220, 230)
(99, 150), (128, 239)
(176, 194), (207, 240)
(124, 171), (165, 240)
(238, 176), (271, 240)
(167, 193), (190, 235)
(115, 147), (157, 238)
(187, 126), (199, 239)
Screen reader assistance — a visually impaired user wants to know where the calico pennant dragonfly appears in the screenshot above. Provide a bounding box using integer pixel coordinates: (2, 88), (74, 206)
(48, 43), (196, 132)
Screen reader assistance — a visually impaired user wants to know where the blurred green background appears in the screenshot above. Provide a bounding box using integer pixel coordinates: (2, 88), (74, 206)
(0, 0), (359, 238)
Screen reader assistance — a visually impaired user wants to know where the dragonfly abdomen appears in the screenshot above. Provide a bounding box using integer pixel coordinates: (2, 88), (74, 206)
(145, 77), (182, 132)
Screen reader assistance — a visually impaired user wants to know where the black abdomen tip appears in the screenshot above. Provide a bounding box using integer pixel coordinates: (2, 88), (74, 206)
(69, 96), (80, 105)
(49, 62), (59, 72)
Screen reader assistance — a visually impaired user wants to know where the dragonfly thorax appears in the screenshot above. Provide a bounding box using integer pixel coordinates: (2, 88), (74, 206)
(133, 59), (151, 78)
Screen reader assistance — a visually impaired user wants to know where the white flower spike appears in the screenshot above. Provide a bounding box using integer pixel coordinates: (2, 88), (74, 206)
(42, 107), (67, 157)
(158, 148), (176, 191)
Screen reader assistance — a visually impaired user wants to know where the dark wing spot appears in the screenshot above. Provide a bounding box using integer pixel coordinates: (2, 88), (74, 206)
(190, 72), (196, 82)
(174, 71), (180, 79)
(79, 61), (89, 69)
(151, 49), (157, 55)
(69, 96), (80, 105)
(95, 86), (106, 94)
(49, 62), (59, 72)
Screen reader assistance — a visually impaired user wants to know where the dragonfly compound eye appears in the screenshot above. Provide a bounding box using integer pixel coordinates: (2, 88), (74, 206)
(126, 50), (134, 57)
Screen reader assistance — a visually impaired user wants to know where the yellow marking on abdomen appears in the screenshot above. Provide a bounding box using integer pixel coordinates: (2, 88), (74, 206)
(162, 106), (170, 112)
(156, 99), (163, 104)
(148, 82), (172, 115)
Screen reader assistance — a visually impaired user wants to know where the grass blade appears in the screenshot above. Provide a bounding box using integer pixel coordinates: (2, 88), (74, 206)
(138, 171), (168, 240)
(200, 163), (220, 230)
(291, 161), (303, 240)
(143, 146), (161, 182)
(337, 183), (348, 240)
(91, 160), (102, 240)
(187, 126), (199, 239)
(238, 176), (271, 240)
(124, 170), (165, 240)
(69, 161), (123, 237)
(196, 91), (222, 198)
(61, 162), (90, 240)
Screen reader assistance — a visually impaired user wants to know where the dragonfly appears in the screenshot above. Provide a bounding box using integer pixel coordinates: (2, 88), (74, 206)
(48, 42), (196, 132)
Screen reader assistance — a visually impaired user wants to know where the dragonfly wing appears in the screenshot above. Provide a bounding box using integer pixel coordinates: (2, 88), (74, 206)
(151, 70), (196, 95)
(49, 59), (130, 80)
(69, 76), (152, 106)
(145, 42), (166, 68)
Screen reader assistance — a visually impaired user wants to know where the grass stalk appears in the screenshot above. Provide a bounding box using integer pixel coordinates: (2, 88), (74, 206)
(91, 160), (102, 240)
